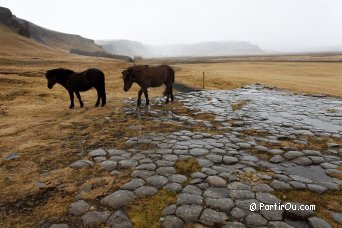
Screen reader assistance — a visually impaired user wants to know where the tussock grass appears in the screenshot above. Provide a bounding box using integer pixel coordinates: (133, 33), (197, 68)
(231, 100), (249, 111)
(274, 190), (342, 228)
(258, 135), (342, 152)
(240, 129), (271, 137)
(327, 166), (342, 180)
(326, 108), (341, 113)
(126, 190), (177, 228)
(247, 148), (273, 161)
(175, 158), (201, 178)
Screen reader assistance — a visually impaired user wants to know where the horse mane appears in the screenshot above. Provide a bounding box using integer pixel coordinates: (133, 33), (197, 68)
(46, 68), (75, 78)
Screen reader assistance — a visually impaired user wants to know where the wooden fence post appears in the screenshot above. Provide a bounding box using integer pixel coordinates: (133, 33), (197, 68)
(202, 72), (205, 89)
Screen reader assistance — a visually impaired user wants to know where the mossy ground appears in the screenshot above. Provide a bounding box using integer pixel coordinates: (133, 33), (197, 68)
(126, 190), (177, 228)
(231, 100), (249, 111)
(175, 158), (201, 178)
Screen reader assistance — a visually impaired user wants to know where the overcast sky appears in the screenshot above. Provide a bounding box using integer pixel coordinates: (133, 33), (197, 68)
(1, 0), (342, 51)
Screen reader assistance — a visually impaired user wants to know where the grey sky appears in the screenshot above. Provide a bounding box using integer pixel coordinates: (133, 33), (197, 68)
(1, 0), (342, 51)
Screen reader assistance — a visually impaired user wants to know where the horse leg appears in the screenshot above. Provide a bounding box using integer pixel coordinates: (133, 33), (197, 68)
(137, 89), (143, 107)
(170, 86), (174, 102)
(75, 91), (84, 107)
(101, 88), (106, 107)
(68, 91), (75, 109)
(166, 93), (170, 103)
(165, 86), (171, 104)
(95, 89), (100, 107)
(144, 89), (149, 106)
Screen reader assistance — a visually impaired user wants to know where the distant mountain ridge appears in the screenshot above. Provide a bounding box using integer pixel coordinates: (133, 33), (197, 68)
(0, 6), (104, 53)
(96, 40), (265, 58)
(96, 40), (153, 57)
(0, 5), (264, 59)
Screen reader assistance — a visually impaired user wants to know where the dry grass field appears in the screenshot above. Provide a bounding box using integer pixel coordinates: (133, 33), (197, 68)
(144, 56), (342, 97)
(1, 28), (342, 226)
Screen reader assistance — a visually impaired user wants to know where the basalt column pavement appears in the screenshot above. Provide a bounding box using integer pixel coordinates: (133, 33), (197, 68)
(61, 84), (341, 228)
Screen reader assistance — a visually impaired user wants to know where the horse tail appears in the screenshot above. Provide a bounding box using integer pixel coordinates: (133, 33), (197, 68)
(102, 78), (106, 96)
(169, 66), (175, 83)
(163, 66), (175, 96)
(100, 71), (106, 105)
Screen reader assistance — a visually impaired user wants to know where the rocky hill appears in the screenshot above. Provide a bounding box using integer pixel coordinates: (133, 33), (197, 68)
(0, 6), (104, 53)
(0, 23), (63, 57)
(0, 6), (30, 37)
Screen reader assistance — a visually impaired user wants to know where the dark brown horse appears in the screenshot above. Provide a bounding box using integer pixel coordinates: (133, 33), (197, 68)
(122, 65), (175, 107)
(45, 68), (106, 109)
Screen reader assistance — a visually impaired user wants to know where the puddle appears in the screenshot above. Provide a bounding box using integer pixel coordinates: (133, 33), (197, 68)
(298, 115), (342, 132)
(263, 113), (342, 132)
(179, 85), (342, 135)
(259, 160), (333, 182)
(283, 163), (333, 182)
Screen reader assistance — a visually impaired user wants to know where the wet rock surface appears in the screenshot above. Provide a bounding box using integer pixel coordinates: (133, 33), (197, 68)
(65, 85), (341, 227)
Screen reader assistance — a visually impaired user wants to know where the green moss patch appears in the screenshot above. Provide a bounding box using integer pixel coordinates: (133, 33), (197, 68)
(126, 190), (177, 228)
(175, 158), (201, 178)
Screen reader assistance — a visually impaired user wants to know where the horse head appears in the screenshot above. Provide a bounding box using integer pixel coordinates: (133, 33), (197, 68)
(121, 68), (134, 92)
(122, 65), (149, 92)
(45, 68), (74, 89)
(45, 69), (58, 89)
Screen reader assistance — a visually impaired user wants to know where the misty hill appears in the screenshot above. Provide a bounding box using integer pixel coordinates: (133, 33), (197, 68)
(96, 40), (153, 57)
(97, 40), (265, 58)
(0, 6), (103, 53)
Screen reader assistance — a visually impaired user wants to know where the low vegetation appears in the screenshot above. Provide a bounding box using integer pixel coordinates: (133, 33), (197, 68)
(175, 158), (201, 178)
(126, 190), (177, 228)
(70, 49), (133, 62)
(231, 100), (249, 111)
(326, 108), (341, 113)
(247, 148), (273, 161)
(237, 167), (274, 184)
(327, 166), (342, 180)
(256, 135), (342, 153)
(274, 190), (342, 228)
(240, 129), (271, 137)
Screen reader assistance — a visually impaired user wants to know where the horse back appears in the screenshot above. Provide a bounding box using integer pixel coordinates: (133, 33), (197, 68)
(157, 65), (174, 84)
(70, 68), (105, 91)
(146, 65), (174, 85)
(84, 68), (105, 82)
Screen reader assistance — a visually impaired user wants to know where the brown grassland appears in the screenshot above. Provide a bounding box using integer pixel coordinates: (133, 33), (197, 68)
(1, 27), (342, 227)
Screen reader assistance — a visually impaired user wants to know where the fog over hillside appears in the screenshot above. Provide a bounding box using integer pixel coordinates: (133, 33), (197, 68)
(2, 0), (341, 53)
(96, 40), (264, 58)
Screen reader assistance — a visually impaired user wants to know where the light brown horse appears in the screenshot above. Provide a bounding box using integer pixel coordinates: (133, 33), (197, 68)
(122, 65), (175, 107)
